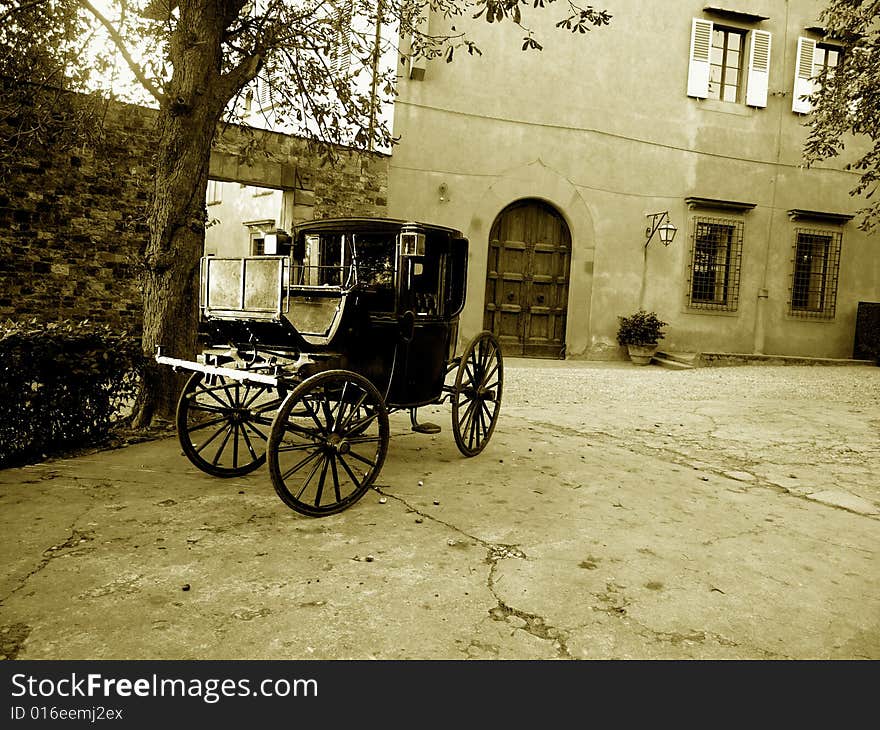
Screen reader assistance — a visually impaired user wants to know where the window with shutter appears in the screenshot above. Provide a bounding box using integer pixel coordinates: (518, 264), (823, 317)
(792, 36), (817, 113)
(793, 40), (842, 115)
(688, 18), (772, 108)
(687, 18), (714, 98)
(746, 30), (771, 107)
(329, 0), (354, 76)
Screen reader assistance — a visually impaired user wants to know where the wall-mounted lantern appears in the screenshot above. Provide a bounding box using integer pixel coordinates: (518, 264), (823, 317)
(645, 211), (677, 248)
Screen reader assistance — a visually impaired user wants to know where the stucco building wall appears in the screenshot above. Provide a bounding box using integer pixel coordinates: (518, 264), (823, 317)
(386, 0), (879, 359)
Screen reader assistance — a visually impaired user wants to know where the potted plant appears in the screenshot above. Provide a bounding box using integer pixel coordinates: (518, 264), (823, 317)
(617, 310), (667, 365)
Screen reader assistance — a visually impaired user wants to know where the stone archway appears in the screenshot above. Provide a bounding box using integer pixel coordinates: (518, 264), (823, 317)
(483, 199), (572, 358)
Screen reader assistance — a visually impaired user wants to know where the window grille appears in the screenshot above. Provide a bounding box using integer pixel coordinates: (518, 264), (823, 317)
(686, 216), (744, 311)
(789, 228), (842, 319)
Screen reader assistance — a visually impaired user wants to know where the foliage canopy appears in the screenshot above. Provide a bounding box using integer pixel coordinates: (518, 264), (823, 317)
(804, 0), (880, 231)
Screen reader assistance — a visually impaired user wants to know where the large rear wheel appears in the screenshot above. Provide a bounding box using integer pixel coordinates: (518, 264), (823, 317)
(452, 331), (503, 456)
(267, 370), (389, 516)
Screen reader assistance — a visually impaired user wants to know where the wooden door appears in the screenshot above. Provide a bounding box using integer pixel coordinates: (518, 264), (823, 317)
(483, 200), (571, 358)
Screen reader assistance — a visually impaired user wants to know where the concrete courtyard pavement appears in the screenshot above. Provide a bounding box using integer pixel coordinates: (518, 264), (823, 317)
(1, 360), (878, 660)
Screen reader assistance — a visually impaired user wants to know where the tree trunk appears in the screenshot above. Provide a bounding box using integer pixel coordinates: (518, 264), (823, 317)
(132, 4), (232, 427)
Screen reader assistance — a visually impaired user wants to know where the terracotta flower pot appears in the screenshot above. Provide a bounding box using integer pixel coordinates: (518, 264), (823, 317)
(627, 343), (657, 365)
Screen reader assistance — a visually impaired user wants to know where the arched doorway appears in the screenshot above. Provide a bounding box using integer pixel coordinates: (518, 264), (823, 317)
(483, 199), (572, 358)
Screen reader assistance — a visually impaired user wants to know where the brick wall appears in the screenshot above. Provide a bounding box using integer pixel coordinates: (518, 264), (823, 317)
(0, 96), (389, 334)
(0, 101), (154, 333)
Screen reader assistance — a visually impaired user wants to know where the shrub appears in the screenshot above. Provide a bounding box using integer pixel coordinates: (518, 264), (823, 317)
(0, 319), (145, 467)
(616, 310), (668, 347)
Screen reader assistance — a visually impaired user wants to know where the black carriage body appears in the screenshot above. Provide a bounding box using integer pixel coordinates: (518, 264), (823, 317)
(159, 217), (503, 516)
(198, 218), (468, 408)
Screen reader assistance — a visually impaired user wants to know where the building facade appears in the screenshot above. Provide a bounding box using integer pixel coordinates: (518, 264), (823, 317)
(386, 0), (879, 359)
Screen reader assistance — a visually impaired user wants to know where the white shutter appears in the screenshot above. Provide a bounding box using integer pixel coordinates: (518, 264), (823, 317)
(687, 18), (714, 98)
(746, 30), (772, 107)
(792, 36), (817, 113)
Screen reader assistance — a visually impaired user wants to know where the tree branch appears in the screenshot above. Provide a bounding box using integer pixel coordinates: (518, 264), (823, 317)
(76, 0), (166, 104)
(218, 52), (262, 101)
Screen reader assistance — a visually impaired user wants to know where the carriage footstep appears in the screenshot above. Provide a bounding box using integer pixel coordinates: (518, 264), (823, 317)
(411, 422), (441, 435)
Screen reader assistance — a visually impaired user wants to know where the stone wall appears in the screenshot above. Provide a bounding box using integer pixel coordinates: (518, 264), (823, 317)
(0, 95), (389, 335)
(0, 101), (154, 333)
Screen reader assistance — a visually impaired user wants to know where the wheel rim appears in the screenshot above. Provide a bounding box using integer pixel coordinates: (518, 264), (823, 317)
(177, 372), (285, 477)
(268, 371), (389, 516)
(452, 332), (503, 456)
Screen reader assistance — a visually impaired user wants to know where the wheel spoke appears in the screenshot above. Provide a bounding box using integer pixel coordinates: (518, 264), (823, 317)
(345, 448), (377, 468)
(480, 362), (499, 389)
(253, 396), (286, 415)
(193, 419), (233, 454)
(345, 409), (379, 434)
(280, 420), (323, 441)
(276, 442), (318, 454)
(338, 392), (369, 431)
(239, 421), (259, 461)
(458, 396), (477, 433)
(296, 451), (323, 499)
(337, 453), (364, 490)
(314, 455), (330, 507)
(302, 398), (327, 434)
(187, 401), (230, 416)
(186, 414), (228, 434)
(201, 384), (234, 410)
(211, 422), (236, 466)
(242, 419), (270, 442)
(242, 383), (264, 410)
(279, 448), (321, 478)
(330, 456), (343, 503)
(346, 434), (382, 446)
(332, 381), (350, 427)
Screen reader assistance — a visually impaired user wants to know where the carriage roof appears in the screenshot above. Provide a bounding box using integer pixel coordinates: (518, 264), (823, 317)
(294, 217), (464, 239)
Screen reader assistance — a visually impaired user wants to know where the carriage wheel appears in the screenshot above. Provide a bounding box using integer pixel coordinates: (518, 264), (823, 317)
(176, 372), (286, 478)
(452, 331), (503, 457)
(267, 370), (389, 517)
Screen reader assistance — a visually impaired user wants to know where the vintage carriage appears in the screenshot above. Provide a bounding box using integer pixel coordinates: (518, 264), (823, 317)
(156, 217), (503, 516)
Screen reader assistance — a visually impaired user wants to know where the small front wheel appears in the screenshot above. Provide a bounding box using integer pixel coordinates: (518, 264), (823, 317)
(176, 372), (286, 478)
(267, 370), (389, 516)
(452, 331), (503, 456)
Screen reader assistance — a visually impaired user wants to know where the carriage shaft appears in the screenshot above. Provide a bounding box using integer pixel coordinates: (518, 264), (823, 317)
(155, 351), (281, 387)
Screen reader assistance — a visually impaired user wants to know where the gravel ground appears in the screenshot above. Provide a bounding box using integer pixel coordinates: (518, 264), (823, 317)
(503, 359), (880, 410)
(498, 359), (880, 512)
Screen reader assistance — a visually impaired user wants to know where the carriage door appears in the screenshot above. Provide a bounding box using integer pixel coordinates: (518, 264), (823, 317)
(483, 199), (572, 358)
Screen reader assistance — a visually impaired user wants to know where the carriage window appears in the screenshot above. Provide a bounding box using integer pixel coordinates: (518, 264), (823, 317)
(293, 233), (352, 286)
(353, 233), (396, 311)
(404, 246), (442, 316)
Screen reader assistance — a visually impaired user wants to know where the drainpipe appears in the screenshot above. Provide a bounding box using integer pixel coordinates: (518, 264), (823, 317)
(753, 0), (790, 354)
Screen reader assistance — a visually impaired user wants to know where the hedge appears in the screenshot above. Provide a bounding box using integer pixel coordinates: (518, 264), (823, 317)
(0, 319), (145, 468)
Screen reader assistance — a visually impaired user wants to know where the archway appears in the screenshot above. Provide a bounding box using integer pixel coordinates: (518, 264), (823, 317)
(483, 199), (572, 358)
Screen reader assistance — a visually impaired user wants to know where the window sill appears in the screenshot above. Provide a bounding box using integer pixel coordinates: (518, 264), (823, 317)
(694, 98), (752, 117)
(786, 312), (836, 322)
(683, 306), (740, 317)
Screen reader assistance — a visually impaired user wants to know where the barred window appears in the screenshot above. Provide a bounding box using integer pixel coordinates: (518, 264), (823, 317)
(789, 228), (842, 318)
(687, 217), (744, 311)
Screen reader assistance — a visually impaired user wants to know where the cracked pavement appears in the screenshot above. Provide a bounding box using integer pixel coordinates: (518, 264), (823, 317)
(0, 360), (878, 660)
